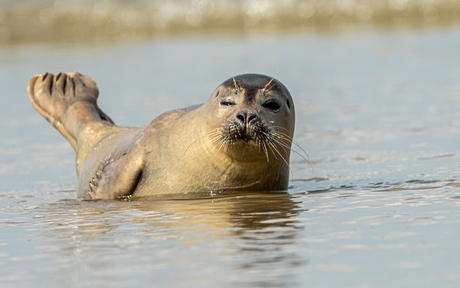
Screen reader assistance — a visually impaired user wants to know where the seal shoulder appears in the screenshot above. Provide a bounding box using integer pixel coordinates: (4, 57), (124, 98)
(87, 104), (205, 198)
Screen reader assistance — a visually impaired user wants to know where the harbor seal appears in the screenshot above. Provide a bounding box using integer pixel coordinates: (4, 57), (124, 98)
(27, 72), (295, 199)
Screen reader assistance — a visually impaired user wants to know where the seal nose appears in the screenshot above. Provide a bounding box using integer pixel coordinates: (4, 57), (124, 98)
(236, 110), (258, 125)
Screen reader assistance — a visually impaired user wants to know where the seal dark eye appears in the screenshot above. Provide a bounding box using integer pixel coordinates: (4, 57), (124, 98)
(262, 100), (281, 111)
(220, 101), (235, 106)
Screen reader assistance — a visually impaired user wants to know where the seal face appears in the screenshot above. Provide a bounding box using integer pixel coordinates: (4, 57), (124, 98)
(27, 72), (295, 199)
(207, 74), (295, 163)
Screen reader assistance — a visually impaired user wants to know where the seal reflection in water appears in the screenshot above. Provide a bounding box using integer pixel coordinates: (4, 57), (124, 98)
(27, 73), (295, 199)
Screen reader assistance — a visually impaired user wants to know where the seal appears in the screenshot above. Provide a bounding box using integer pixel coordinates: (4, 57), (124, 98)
(27, 72), (295, 199)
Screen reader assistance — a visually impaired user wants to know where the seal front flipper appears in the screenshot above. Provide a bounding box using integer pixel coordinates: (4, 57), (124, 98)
(88, 153), (143, 200)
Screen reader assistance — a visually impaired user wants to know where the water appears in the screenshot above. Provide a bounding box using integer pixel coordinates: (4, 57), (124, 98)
(1, 6), (460, 287)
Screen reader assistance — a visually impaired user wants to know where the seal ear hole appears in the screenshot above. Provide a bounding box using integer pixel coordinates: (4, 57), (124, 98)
(286, 99), (291, 109)
(262, 101), (281, 111)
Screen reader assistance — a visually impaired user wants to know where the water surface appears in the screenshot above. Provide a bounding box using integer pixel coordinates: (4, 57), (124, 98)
(1, 26), (460, 287)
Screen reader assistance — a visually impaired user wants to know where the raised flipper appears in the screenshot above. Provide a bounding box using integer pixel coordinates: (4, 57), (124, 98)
(88, 153), (144, 199)
(27, 72), (114, 150)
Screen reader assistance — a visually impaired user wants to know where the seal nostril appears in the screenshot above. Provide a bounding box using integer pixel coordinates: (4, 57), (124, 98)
(248, 114), (257, 123)
(236, 111), (258, 124)
(236, 111), (247, 124)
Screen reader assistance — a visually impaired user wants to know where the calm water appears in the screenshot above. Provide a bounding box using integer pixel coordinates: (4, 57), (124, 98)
(1, 25), (460, 287)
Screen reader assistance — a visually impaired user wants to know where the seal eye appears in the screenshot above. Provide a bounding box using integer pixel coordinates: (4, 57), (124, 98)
(220, 101), (235, 106)
(262, 101), (281, 111)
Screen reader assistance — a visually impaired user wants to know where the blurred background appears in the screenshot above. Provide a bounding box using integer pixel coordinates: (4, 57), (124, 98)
(1, 0), (460, 45)
(1, 1), (460, 288)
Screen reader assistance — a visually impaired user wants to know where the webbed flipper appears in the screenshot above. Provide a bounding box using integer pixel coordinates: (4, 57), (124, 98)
(88, 154), (143, 199)
(27, 72), (114, 150)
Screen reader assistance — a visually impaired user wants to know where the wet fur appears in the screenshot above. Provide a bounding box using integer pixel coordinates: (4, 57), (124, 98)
(28, 73), (298, 199)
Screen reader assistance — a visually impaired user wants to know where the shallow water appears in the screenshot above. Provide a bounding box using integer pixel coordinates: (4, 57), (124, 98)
(1, 26), (460, 287)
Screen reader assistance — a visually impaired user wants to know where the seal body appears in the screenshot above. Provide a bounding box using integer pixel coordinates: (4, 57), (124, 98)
(27, 73), (295, 199)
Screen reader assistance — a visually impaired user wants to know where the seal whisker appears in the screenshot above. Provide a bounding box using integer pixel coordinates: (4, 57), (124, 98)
(184, 129), (222, 156)
(208, 135), (223, 144)
(272, 132), (309, 156)
(261, 140), (270, 162)
(205, 137), (224, 153)
(207, 133), (225, 151)
(233, 75), (238, 90)
(206, 132), (224, 143)
(266, 140), (279, 160)
(215, 137), (228, 154)
(270, 126), (289, 131)
(267, 141), (294, 179)
(261, 77), (275, 94)
(270, 132), (314, 173)
(272, 131), (295, 141)
(232, 75), (242, 92)
(270, 139), (290, 155)
(272, 131), (307, 152)
(265, 82), (277, 93)
(272, 137), (309, 163)
(264, 132), (315, 173)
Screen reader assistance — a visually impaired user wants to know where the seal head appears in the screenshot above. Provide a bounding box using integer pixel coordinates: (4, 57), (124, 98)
(201, 74), (295, 162)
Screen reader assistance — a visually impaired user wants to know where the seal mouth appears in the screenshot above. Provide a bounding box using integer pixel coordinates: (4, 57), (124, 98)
(240, 135), (254, 142)
(219, 121), (272, 148)
(212, 119), (297, 164)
